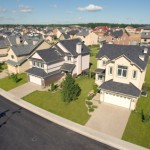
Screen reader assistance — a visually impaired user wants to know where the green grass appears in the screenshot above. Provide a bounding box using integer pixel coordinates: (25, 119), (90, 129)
(23, 76), (95, 125)
(89, 45), (99, 72)
(122, 91), (150, 149)
(0, 73), (28, 91)
(145, 63), (150, 84)
(122, 61), (150, 149)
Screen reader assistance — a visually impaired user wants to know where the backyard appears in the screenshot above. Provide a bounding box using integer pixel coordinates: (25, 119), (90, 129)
(0, 73), (28, 91)
(89, 45), (99, 72)
(23, 76), (95, 125)
(122, 60), (150, 149)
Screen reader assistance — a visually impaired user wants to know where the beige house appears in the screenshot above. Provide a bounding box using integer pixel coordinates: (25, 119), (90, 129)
(6, 40), (51, 74)
(141, 26), (150, 46)
(26, 38), (90, 86)
(76, 30), (99, 46)
(95, 44), (149, 110)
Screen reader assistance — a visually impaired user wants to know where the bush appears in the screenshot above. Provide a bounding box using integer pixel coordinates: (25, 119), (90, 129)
(93, 84), (98, 93)
(10, 74), (19, 83)
(50, 82), (56, 91)
(93, 105), (98, 109)
(87, 96), (93, 100)
(89, 108), (94, 112)
(142, 83), (150, 91)
(86, 101), (93, 105)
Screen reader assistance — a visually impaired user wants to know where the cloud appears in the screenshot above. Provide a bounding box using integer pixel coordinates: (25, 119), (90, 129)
(78, 4), (103, 12)
(0, 8), (7, 13)
(0, 16), (14, 21)
(19, 5), (32, 13)
(78, 17), (84, 20)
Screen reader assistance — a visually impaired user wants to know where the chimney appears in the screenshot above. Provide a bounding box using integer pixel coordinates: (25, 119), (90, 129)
(143, 48), (148, 54)
(139, 55), (145, 61)
(76, 42), (82, 54)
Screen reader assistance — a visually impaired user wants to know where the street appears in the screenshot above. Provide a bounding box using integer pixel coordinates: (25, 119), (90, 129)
(0, 95), (116, 150)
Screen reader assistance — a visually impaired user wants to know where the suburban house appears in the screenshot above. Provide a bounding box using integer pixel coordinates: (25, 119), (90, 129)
(26, 38), (90, 86)
(141, 26), (150, 46)
(0, 36), (10, 62)
(95, 44), (149, 110)
(76, 29), (99, 46)
(6, 40), (51, 74)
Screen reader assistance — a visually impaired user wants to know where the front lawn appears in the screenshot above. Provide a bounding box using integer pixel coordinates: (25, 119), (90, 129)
(23, 76), (95, 125)
(122, 60), (150, 149)
(122, 91), (150, 149)
(0, 73), (28, 91)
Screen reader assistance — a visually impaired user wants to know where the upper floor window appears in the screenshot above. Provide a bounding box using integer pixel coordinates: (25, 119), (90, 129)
(132, 70), (137, 79)
(109, 67), (113, 75)
(32, 61), (44, 69)
(68, 56), (71, 61)
(117, 65), (128, 77)
(11, 55), (14, 59)
(98, 75), (103, 80)
(102, 60), (107, 66)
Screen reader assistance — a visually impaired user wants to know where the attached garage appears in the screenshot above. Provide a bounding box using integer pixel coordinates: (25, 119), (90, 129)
(103, 92), (131, 109)
(29, 75), (42, 85)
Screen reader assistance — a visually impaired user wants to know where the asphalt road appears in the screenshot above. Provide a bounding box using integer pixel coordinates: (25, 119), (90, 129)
(0, 96), (117, 150)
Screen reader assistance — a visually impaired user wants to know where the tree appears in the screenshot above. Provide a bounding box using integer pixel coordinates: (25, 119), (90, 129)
(50, 82), (56, 91)
(61, 74), (81, 103)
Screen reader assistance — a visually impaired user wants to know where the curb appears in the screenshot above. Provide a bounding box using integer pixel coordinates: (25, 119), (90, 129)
(0, 88), (148, 150)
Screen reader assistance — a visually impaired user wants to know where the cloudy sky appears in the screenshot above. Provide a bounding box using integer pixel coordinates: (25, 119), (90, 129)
(0, 0), (150, 24)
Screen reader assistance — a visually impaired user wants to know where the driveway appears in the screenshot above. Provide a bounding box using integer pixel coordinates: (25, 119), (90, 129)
(9, 82), (42, 98)
(86, 103), (131, 139)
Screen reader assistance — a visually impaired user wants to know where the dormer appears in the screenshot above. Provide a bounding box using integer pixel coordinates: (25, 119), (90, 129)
(139, 55), (145, 61)
(143, 48), (148, 54)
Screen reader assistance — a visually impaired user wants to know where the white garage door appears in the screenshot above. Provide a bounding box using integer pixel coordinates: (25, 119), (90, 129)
(29, 75), (42, 85)
(104, 93), (131, 109)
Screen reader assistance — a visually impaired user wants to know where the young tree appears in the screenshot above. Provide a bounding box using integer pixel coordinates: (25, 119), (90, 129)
(61, 74), (81, 103)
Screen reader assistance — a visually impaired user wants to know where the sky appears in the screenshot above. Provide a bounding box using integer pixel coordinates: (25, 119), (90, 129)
(0, 0), (150, 24)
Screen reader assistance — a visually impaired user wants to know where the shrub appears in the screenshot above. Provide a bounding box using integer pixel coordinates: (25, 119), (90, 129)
(87, 96), (93, 100)
(86, 101), (93, 105)
(142, 83), (150, 91)
(93, 84), (98, 93)
(50, 82), (56, 91)
(89, 108), (94, 112)
(10, 74), (19, 83)
(93, 105), (98, 109)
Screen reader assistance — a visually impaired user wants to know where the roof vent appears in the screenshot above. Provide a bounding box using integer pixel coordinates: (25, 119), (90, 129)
(143, 48), (148, 54)
(139, 55), (145, 61)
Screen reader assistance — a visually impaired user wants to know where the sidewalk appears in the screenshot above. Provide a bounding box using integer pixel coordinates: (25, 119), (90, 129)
(0, 88), (148, 150)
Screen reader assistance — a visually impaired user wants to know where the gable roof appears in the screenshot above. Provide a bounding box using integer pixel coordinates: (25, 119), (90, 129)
(11, 39), (44, 57)
(76, 30), (89, 37)
(141, 32), (150, 39)
(100, 79), (141, 97)
(97, 44), (150, 70)
(36, 47), (64, 64)
(0, 36), (10, 48)
(58, 38), (90, 56)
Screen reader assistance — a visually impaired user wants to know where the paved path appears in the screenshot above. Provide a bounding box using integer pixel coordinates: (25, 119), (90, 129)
(86, 103), (131, 139)
(9, 82), (42, 98)
(0, 70), (8, 79)
(0, 96), (116, 150)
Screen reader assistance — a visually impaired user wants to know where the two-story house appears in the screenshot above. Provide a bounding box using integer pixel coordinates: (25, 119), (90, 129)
(95, 44), (149, 110)
(141, 26), (150, 46)
(26, 38), (90, 86)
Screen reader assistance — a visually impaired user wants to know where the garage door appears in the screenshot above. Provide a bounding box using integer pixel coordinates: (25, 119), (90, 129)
(103, 93), (131, 109)
(29, 75), (42, 85)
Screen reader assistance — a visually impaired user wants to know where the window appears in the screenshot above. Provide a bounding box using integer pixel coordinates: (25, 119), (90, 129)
(32, 61), (36, 66)
(11, 55), (14, 59)
(109, 67), (113, 75)
(102, 60), (107, 65)
(132, 70), (137, 79)
(144, 39), (147, 42)
(32, 61), (44, 69)
(98, 75), (103, 80)
(68, 56), (71, 61)
(117, 65), (128, 77)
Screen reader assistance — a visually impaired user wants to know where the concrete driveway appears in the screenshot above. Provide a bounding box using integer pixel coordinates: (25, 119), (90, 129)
(86, 103), (131, 139)
(9, 82), (42, 98)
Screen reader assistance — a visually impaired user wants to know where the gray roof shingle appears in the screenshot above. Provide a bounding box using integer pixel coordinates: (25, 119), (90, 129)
(97, 44), (150, 70)
(61, 63), (75, 72)
(100, 80), (141, 97)
(59, 38), (90, 56)
(26, 67), (61, 78)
